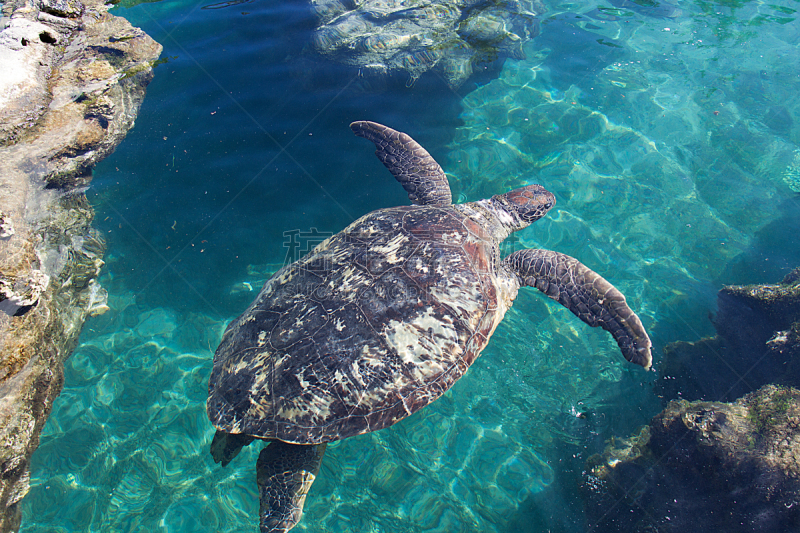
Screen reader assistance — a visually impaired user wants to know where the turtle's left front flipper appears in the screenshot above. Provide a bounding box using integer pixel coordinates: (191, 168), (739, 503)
(257, 441), (327, 533)
(505, 249), (652, 370)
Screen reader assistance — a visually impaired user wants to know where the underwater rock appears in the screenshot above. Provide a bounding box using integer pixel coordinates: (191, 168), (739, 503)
(784, 150), (800, 193)
(0, 0), (161, 529)
(657, 269), (800, 402)
(84, 279), (109, 316)
(764, 105), (793, 135)
(305, 0), (546, 88)
(0, 271), (50, 316)
(583, 384), (800, 532)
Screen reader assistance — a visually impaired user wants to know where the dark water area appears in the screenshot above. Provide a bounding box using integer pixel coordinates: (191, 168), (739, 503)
(20, 0), (800, 530)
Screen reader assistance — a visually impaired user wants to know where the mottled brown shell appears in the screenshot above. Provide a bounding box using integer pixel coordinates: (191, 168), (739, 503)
(207, 205), (517, 444)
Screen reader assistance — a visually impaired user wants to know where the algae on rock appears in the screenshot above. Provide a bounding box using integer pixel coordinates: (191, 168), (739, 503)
(584, 271), (800, 531)
(583, 384), (800, 532)
(658, 269), (800, 402)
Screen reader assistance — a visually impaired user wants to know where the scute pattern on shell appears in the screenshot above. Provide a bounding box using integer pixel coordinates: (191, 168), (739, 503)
(207, 205), (517, 444)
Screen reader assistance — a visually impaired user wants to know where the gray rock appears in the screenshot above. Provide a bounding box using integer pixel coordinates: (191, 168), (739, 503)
(784, 267), (800, 285)
(0, 16), (59, 143)
(38, 0), (84, 18)
(657, 269), (800, 402)
(0, 0), (162, 530)
(457, 7), (525, 60)
(0, 213), (14, 240)
(0, 270), (50, 315)
(306, 0), (546, 88)
(583, 384), (800, 532)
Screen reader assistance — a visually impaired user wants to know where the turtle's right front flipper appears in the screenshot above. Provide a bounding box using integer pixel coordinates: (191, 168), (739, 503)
(257, 441), (327, 533)
(505, 249), (652, 370)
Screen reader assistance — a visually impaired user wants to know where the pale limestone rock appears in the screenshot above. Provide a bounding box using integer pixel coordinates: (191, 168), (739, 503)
(0, 0), (162, 530)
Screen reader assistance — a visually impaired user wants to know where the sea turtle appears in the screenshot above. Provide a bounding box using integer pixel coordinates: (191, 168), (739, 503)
(207, 121), (652, 532)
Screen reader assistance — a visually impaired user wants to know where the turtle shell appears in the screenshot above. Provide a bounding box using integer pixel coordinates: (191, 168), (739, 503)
(207, 204), (518, 445)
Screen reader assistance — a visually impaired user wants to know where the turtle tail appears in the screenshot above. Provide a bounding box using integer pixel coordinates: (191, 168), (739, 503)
(257, 441), (327, 533)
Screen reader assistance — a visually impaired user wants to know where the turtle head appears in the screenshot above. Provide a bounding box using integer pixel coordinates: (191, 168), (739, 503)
(492, 184), (556, 227)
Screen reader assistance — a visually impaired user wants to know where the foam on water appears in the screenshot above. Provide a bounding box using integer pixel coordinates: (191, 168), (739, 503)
(20, 0), (800, 531)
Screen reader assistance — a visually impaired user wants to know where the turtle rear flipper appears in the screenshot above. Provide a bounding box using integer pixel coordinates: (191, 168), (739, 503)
(504, 249), (652, 370)
(257, 442), (327, 533)
(211, 430), (255, 467)
(211, 429), (255, 466)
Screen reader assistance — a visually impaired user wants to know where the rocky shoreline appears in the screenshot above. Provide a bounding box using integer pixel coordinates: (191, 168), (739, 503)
(582, 270), (800, 531)
(584, 384), (800, 532)
(0, 0), (161, 529)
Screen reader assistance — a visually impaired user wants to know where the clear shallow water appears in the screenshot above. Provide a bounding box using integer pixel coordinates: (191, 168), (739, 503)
(20, 0), (800, 531)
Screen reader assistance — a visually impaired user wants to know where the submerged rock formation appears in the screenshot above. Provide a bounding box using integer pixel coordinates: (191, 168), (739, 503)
(306, 0), (546, 88)
(584, 270), (800, 531)
(657, 269), (800, 402)
(0, 0), (161, 529)
(583, 384), (800, 532)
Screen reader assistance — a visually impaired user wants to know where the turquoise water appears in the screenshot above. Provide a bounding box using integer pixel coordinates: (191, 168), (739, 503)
(20, 0), (800, 531)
